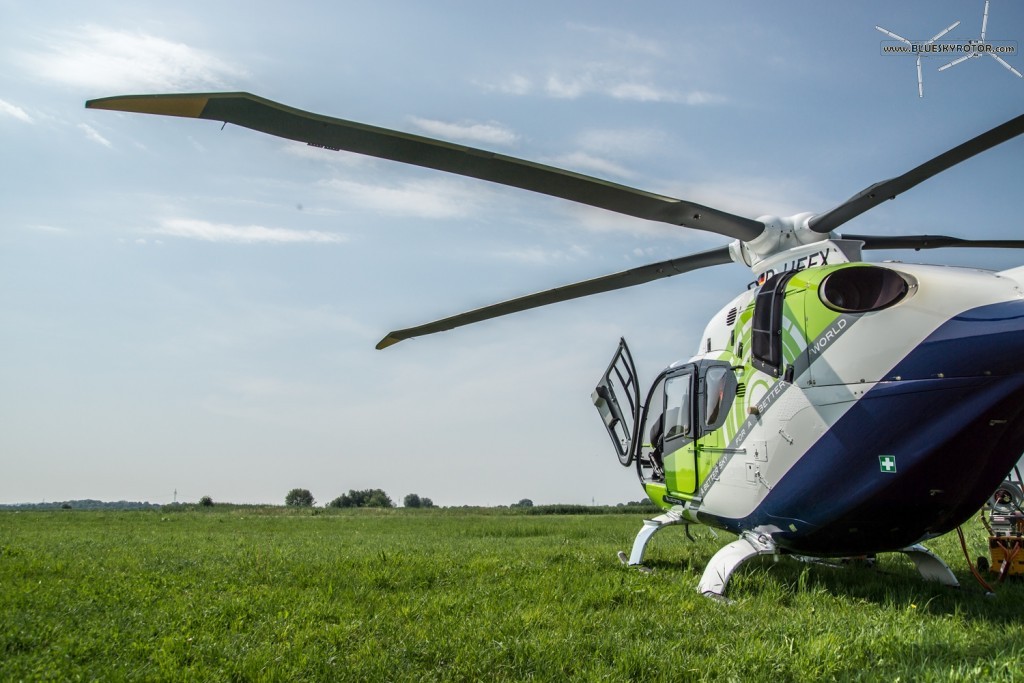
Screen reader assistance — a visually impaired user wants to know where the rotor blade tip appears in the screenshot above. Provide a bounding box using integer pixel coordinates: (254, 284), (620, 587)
(375, 335), (402, 350)
(85, 94), (211, 119)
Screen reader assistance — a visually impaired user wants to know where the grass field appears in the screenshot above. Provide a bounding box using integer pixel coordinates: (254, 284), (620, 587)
(3, 506), (1024, 681)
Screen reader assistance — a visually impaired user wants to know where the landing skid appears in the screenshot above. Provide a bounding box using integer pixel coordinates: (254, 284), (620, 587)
(619, 515), (960, 598)
(786, 543), (959, 592)
(698, 532), (777, 598)
(896, 543), (960, 588)
(616, 509), (685, 567)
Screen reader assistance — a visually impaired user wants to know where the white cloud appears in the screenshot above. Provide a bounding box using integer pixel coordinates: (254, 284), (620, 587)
(575, 128), (669, 158)
(545, 73), (590, 99)
(320, 177), (487, 219)
(543, 70), (668, 101)
(683, 91), (727, 106)
(566, 24), (667, 58)
(485, 67), (668, 101)
(543, 68), (720, 104)
(492, 244), (589, 266)
(28, 224), (69, 234)
(19, 25), (245, 91)
(538, 129), (672, 193)
(475, 22), (725, 106)
(409, 117), (519, 147)
(547, 151), (635, 180)
(657, 176), (825, 222)
(559, 203), (694, 238)
(155, 218), (347, 244)
(0, 99), (33, 123)
(488, 73), (533, 95)
(78, 123), (112, 147)
(607, 82), (683, 103)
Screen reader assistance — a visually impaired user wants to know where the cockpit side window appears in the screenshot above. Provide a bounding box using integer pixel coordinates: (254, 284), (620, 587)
(663, 371), (694, 449)
(704, 366), (729, 427)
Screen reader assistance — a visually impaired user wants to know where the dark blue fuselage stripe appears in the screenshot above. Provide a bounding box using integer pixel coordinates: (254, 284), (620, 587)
(699, 299), (1024, 554)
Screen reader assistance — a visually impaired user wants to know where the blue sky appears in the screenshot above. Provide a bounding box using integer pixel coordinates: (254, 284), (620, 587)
(1, 1), (1022, 506)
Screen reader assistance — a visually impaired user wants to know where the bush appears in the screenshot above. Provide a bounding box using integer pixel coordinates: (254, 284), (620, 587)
(403, 494), (435, 508)
(328, 489), (394, 509)
(285, 488), (315, 508)
(199, 496), (214, 507)
(511, 498), (534, 508)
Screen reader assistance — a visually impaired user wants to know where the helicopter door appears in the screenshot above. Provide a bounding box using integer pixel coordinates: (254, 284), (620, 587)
(662, 365), (698, 494)
(660, 361), (737, 497)
(592, 338), (641, 466)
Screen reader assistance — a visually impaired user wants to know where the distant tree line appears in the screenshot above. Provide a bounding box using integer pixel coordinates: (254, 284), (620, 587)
(0, 495), (661, 513)
(284, 488), (441, 509)
(0, 500), (162, 511)
(328, 489), (394, 508)
(512, 500), (659, 515)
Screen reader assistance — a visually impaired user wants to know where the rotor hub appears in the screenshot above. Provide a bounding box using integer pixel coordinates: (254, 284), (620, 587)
(729, 212), (827, 269)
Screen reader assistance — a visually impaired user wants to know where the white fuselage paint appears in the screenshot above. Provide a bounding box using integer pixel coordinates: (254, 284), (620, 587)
(689, 262), (1024, 523)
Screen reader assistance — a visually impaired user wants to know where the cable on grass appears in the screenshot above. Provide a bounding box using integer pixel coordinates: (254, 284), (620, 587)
(956, 525), (994, 594)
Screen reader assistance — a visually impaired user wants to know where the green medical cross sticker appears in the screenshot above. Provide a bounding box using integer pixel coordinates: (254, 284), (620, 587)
(879, 455), (897, 473)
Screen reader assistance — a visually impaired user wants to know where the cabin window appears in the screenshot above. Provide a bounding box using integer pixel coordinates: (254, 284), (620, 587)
(704, 366), (729, 427)
(751, 271), (795, 377)
(651, 362), (736, 461)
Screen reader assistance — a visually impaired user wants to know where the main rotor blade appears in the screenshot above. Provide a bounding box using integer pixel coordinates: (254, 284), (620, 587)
(844, 233), (1024, 251)
(928, 21), (960, 44)
(874, 26), (911, 45)
(86, 92), (765, 242)
(376, 245), (733, 349)
(990, 53), (1024, 79)
(808, 111), (1024, 234)
(938, 53), (974, 71)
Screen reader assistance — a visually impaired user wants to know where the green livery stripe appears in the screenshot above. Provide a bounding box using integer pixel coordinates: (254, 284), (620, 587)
(659, 264), (867, 506)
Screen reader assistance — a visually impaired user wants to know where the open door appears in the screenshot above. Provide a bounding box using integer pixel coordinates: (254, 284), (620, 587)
(592, 338), (641, 466)
(661, 361), (738, 498)
(661, 365), (698, 494)
(593, 339), (740, 499)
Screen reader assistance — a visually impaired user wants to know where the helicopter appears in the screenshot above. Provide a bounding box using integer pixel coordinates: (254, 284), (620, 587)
(938, 0), (1024, 79)
(86, 92), (1024, 597)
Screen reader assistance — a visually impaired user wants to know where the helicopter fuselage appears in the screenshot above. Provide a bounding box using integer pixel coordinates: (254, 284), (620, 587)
(596, 253), (1024, 558)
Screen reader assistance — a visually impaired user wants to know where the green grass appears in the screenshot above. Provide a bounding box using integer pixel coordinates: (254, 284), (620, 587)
(2, 507), (1024, 681)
